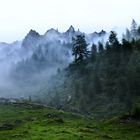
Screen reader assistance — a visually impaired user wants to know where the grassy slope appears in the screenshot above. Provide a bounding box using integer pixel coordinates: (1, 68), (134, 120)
(0, 103), (139, 140)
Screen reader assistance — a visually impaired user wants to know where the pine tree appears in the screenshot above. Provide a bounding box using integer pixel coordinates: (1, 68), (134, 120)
(131, 19), (138, 40)
(98, 42), (104, 54)
(125, 28), (131, 41)
(91, 43), (97, 61)
(72, 35), (89, 62)
(109, 31), (120, 51)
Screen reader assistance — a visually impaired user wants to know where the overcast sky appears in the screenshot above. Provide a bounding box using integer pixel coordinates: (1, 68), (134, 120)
(0, 0), (140, 43)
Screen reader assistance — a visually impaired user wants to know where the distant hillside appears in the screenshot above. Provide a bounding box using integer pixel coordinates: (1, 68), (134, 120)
(0, 26), (107, 97)
(35, 24), (140, 119)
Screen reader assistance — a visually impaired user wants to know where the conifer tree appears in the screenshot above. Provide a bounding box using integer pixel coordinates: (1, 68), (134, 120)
(72, 35), (89, 62)
(131, 19), (138, 40)
(109, 31), (120, 51)
(91, 43), (97, 61)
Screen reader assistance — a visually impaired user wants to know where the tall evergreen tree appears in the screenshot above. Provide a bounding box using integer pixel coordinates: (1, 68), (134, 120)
(91, 43), (97, 61)
(72, 35), (89, 62)
(125, 28), (131, 41)
(98, 42), (104, 54)
(131, 19), (138, 40)
(109, 31), (120, 51)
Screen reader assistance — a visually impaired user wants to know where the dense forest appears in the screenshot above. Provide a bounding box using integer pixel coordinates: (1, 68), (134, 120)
(35, 20), (140, 119)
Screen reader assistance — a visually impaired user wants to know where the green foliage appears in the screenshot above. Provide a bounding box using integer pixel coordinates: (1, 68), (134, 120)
(44, 32), (140, 119)
(109, 31), (120, 51)
(0, 104), (140, 140)
(72, 35), (89, 63)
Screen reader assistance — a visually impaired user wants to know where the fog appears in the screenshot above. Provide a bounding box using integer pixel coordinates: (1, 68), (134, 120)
(0, 19), (139, 99)
(0, 27), (109, 98)
(0, 17), (139, 98)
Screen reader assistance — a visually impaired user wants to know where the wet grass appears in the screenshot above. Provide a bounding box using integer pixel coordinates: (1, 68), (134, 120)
(0, 104), (139, 140)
